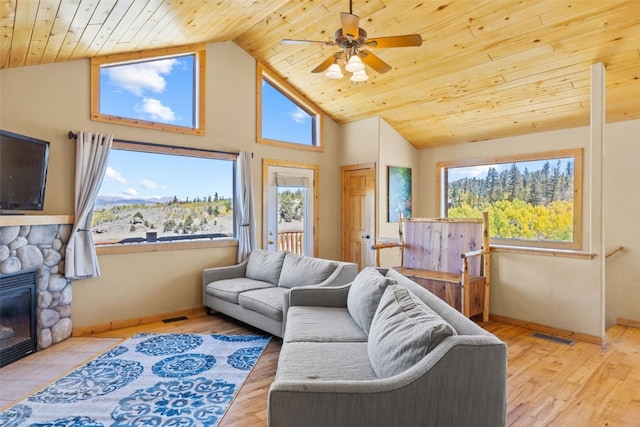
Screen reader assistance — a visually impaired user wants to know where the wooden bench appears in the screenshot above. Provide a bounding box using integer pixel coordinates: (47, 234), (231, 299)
(373, 212), (491, 321)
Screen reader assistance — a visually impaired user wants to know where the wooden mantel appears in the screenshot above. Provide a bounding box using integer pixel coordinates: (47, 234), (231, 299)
(0, 215), (74, 227)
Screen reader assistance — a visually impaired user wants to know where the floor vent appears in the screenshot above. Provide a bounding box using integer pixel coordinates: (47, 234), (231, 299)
(162, 316), (188, 323)
(530, 332), (576, 346)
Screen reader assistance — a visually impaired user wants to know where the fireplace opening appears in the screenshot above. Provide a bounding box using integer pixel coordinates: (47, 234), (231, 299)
(0, 269), (37, 367)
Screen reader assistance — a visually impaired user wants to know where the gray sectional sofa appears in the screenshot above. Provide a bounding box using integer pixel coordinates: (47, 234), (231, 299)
(268, 267), (508, 427)
(202, 249), (358, 337)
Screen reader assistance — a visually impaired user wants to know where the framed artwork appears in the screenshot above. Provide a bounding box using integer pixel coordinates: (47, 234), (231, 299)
(387, 166), (412, 222)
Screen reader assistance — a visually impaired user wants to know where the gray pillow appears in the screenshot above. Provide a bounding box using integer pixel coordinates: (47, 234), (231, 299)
(347, 267), (395, 334)
(368, 284), (456, 378)
(245, 249), (287, 285)
(278, 253), (338, 288)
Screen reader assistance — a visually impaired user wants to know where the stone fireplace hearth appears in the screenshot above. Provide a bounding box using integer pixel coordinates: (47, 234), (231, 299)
(0, 220), (73, 351)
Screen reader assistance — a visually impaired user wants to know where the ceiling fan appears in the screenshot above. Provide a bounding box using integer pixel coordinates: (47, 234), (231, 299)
(281, 0), (422, 81)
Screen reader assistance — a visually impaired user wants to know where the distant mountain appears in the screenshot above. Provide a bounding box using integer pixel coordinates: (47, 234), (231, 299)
(95, 195), (175, 208)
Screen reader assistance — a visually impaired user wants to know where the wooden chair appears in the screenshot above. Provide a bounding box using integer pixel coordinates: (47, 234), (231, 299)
(374, 212), (491, 321)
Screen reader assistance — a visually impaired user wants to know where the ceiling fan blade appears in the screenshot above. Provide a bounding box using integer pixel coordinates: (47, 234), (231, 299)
(282, 39), (334, 46)
(358, 50), (392, 73)
(366, 34), (423, 48)
(341, 12), (360, 38)
(311, 54), (340, 73)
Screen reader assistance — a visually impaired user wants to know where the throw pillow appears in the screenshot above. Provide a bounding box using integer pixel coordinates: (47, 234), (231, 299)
(245, 249), (287, 285)
(368, 284), (457, 378)
(347, 267), (395, 334)
(278, 253), (338, 288)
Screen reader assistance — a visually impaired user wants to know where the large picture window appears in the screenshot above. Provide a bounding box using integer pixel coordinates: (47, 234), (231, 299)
(256, 63), (323, 151)
(437, 149), (583, 250)
(91, 45), (205, 135)
(91, 141), (235, 247)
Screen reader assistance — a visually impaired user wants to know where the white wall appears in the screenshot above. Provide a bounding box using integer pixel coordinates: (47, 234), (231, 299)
(418, 126), (605, 337)
(0, 41), (342, 328)
(604, 120), (640, 327)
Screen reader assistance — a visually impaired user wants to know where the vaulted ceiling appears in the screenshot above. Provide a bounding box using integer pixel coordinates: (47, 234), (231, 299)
(2, 1), (639, 149)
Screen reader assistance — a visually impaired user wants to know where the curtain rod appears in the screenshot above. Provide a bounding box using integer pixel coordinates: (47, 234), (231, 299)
(67, 131), (244, 157)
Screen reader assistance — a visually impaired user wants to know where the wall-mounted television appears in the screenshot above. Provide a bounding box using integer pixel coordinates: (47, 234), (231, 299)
(0, 129), (50, 212)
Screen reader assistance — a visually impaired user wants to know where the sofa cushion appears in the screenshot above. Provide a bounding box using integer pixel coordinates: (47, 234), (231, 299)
(368, 284), (457, 379)
(278, 253), (338, 288)
(238, 287), (286, 321)
(205, 278), (274, 304)
(276, 342), (376, 382)
(285, 306), (368, 343)
(347, 267), (395, 334)
(245, 249), (287, 285)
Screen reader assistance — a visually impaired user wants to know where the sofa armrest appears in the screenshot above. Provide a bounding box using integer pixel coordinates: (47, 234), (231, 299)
(314, 262), (358, 288)
(288, 283), (351, 308)
(202, 259), (249, 287)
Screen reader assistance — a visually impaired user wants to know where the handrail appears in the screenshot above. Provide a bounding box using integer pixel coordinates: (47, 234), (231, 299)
(605, 245), (624, 259)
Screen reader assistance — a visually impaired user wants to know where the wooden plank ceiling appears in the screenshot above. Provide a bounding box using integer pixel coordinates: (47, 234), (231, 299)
(2, 0), (639, 149)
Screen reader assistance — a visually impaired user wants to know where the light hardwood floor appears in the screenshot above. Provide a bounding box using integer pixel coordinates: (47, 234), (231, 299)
(1, 312), (639, 426)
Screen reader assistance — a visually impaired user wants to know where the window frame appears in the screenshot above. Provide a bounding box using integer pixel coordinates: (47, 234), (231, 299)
(256, 63), (324, 152)
(90, 44), (206, 135)
(436, 148), (583, 251)
(93, 140), (237, 255)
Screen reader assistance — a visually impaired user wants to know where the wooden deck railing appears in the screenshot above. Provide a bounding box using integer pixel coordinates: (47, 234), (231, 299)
(278, 231), (304, 255)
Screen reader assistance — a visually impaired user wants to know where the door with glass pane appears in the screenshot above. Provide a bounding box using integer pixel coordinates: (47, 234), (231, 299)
(263, 160), (318, 256)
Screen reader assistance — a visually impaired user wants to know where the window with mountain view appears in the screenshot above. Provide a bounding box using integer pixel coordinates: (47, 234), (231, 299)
(437, 149), (583, 250)
(91, 142), (235, 245)
(257, 63), (323, 151)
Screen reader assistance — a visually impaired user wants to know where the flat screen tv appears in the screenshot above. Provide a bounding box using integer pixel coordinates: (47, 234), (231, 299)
(0, 129), (50, 212)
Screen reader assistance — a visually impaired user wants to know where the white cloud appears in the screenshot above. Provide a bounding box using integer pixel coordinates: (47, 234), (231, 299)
(140, 179), (163, 189)
(123, 188), (138, 196)
(104, 58), (178, 96)
(104, 167), (127, 184)
(136, 97), (176, 122)
(288, 107), (308, 124)
(448, 165), (493, 180)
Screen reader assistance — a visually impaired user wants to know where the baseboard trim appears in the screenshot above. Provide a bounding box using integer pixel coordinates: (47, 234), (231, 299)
(617, 317), (640, 329)
(72, 307), (206, 336)
(490, 314), (604, 346)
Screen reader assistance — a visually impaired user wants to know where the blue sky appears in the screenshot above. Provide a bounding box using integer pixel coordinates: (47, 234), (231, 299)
(448, 158), (573, 182)
(100, 54), (195, 127)
(261, 80), (313, 145)
(99, 149), (233, 201)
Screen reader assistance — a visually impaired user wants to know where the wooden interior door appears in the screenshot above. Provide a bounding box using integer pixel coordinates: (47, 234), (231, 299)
(340, 163), (376, 270)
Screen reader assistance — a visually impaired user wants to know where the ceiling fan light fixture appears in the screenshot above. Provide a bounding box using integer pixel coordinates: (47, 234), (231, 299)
(325, 63), (344, 79)
(350, 69), (369, 82)
(345, 55), (365, 72)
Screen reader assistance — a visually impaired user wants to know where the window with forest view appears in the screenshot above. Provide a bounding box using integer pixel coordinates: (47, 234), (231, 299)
(91, 142), (235, 245)
(438, 149), (582, 249)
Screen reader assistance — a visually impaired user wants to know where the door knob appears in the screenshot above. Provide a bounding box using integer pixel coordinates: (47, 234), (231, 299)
(362, 234), (371, 239)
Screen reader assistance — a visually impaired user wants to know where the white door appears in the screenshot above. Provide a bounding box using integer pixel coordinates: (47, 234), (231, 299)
(265, 164), (315, 256)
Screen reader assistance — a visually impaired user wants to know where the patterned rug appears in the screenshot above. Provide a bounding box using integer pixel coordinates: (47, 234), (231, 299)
(0, 333), (271, 427)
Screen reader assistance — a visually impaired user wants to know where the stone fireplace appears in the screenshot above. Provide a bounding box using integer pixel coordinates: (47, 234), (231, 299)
(0, 218), (73, 355)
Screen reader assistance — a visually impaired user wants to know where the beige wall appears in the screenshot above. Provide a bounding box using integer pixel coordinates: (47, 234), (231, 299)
(340, 117), (418, 268)
(377, 119), (418, 267)
(0, 41), (342, 329)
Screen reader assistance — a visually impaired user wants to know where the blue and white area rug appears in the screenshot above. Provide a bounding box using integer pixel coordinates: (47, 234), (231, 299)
(0, 333), (271, 427)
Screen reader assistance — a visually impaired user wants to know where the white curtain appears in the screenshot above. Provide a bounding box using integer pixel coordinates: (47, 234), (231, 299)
(65, 132), (113, 279)
(235, 151), (256, 263)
